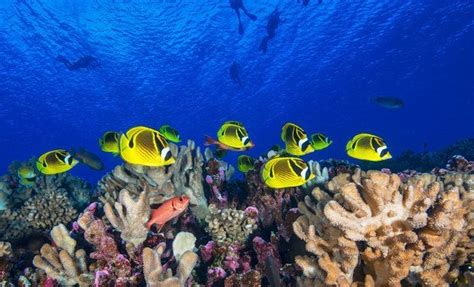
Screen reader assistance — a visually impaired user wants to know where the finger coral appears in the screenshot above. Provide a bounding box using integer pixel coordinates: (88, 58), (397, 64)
(143, 243), (198, 287)
(293, 170), (470, 286)
(104, 186), (150, 247)
(33, 224), (94, 286)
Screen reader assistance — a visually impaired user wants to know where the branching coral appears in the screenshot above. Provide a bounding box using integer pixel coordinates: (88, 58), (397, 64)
(104, 186), (150, 247)
(205, 204), (258, 246)
(33, 224), (94, 286)
(0, 160), (91, 241)
(143, 243), (198, 287)
(293, 170), (469, 286)
(98, 140), (208, 220)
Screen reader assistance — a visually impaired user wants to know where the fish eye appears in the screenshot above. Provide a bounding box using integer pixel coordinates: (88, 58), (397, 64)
(301, 140), (310, 151)
(129, 139), (134, 148)
(242, 137), (250, 145)
(301, 167), (310, 180)
(42, 160), (47, 168)
(379, 148), (389, 158)
(161, 147), (172, 161)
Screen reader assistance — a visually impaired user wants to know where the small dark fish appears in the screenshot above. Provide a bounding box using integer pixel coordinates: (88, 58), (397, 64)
(373, 96), (404, 109)
(71, 147), (104, 171)
(57, 55), (99, 71)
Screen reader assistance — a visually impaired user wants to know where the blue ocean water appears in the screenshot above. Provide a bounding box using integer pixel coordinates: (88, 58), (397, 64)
(0, 0), (472, 183)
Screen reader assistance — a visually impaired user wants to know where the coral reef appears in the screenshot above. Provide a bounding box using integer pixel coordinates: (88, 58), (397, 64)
(172, 231), (196, 261)
(143, 242), (198, 286)
(293, 169), (471, 286)
(98, 140), (208, 220)
(0, 160), (91, 241)
(104, 186), (150, 247)
(205, 204), (258, 246)
(33, 224), (94, 286)
(362, 138), (474, 172)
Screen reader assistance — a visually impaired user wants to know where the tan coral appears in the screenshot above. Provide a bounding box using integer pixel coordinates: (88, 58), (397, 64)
(98, 140), (209, 220)
(0, 241), (12, 258)
(33, 224), (93, 286)
(143, 243), (198, 287)
(323, 171), (439, 255)
(293, 187), (359, 286)
(104, 186), (150, 247)
(293, 170), (469, 286)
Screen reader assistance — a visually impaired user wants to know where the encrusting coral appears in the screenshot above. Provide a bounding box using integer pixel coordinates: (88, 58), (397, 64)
(98, 140), (209, 220)
(293, 169), (470, 286)
(33, 224), (94, 286)
(143, 242), (198, 287)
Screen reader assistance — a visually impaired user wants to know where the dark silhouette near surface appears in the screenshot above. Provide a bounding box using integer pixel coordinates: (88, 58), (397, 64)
(230, 0), (257, 35)
(260, 9), (281, 53)
(229, 61), (241, 85)
(57, 55), (99, 71)
(297, 0), (323, 6)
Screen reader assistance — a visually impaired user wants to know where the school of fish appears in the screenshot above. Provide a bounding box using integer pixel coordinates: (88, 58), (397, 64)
(34, 121), (391, 191)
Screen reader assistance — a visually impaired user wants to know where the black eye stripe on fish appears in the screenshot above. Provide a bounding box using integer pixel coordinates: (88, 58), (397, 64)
(379, 148), (389, 158)
(164, 149), (172, 161)
(301, 140), (310, 151)
(288, 158), (303, 176)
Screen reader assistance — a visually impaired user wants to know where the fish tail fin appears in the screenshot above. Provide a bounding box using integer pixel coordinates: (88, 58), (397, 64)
(204, 136), (216, 146)
(145, 220), (154, 230)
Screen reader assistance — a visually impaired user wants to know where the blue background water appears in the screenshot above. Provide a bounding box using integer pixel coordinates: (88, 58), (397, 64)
(0, 0), (473, 183)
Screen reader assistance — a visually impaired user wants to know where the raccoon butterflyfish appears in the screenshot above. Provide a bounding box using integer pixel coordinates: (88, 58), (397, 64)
(266, 144), (282, 159)
(261, 156), (314, 189)
(99, 131), (121, 154)
(237, 155), (255, 173)
(310, 133), (333, 151)
(346, 133), (392, 162)
(281, 122), (314, 156)
(204, 121), (254, 151)
(119, 126), (175, 167)
(159, 125), (181, 143)
(17, 166), (36, 187)
(36, 149), (79, 175)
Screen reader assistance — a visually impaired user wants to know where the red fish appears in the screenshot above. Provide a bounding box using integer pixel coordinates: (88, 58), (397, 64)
(146, 195), (190, 232)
